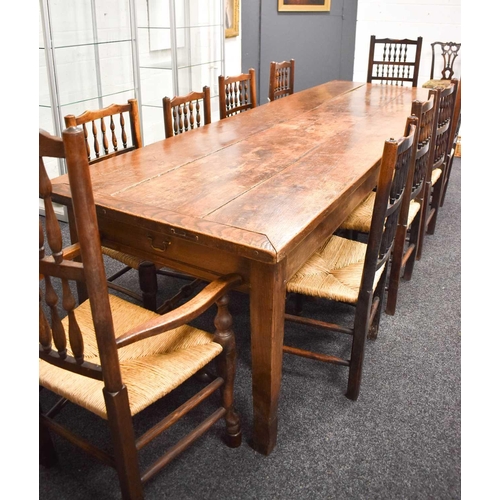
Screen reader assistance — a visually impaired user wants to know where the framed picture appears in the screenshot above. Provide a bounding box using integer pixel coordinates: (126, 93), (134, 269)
(225, 0), (239, 38)
(278, 0), (331, 12)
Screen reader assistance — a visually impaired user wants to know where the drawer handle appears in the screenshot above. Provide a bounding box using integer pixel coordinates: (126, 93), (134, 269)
(147, 236), (171, 252)
(170, 228), (199, 241)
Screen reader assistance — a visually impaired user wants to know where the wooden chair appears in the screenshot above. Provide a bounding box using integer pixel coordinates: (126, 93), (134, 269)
(163, 86), (211, 138)
(367, 36), (423, 87)
(416, 79), (459, 259)
(338, 93), (438, 315)
(384, 91), (439, 314)
(218, 69), (257, 119)
(422, 41), (461, 89)
(269, 59), (295, 102)
(64, 99), (175, 311)
(284, 116), (418, 401)
(439, 78), (461, 207)
(39, 127), (242, 500)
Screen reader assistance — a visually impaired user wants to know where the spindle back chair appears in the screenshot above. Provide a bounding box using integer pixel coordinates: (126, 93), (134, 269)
(64, 99), (174, 311)
(163, 86), (212, 138)
(385, 91), (438, 314)
(417, 79), (458, 258)
(367, 36), (423, 87)
(218, 69), (257, 119)
(269, 59), (295, 101)
(64, 99), (142, 164)
(284, 116), (419, 401)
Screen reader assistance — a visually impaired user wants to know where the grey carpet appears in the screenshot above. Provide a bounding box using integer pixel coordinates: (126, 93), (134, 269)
(39, 159), (461, 499)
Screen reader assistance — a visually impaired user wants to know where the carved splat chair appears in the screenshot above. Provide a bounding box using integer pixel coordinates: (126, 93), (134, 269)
(367, 36), (423, 87)
(417, 79), (459, 258)
(39, 127), (242, 500)
(163, 86), (212, 138)
(269, 59), (295, 102)
(218, 69), (257, 119)
(422, 41), (461, 89)
(64, 99), (186, 311)
(284, 117), (418, 401)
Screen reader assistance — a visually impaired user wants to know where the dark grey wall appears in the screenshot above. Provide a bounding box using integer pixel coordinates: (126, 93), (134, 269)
(242, 1), (358, 105)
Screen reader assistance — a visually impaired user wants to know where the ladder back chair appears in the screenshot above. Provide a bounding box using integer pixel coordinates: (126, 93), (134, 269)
(367, 36), (423, 87)
(268, 59), (295, 102)
(422, 41), (461, 89)
(64, 99), (168, 311)
(39, 127), (242, 500)
(284, 116), (418, 401)
(417, 79), (458, 259)
(163, 86), (212, 138)
(218, 68), (257, 119)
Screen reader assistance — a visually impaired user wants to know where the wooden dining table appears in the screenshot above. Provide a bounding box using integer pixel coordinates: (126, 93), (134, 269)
(51, 80), (428, 456)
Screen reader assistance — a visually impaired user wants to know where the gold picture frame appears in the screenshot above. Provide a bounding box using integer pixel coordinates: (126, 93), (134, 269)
(225, 0), (240, 38)
(278, 0), (331, 12)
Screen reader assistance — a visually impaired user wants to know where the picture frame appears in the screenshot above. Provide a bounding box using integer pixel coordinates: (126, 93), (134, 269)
(225, 0), (239, 38)
(278, 0), (331, 12)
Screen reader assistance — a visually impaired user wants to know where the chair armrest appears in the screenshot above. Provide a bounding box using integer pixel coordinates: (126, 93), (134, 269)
(115, 273), (242, 348)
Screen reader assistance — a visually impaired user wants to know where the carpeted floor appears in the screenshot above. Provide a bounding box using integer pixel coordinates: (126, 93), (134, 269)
(39, 159), (461, 499)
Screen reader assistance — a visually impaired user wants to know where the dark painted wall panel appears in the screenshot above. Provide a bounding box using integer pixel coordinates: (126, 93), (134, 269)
(242, 1), (358, 105)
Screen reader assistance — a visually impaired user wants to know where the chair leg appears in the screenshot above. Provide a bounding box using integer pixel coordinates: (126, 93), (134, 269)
(346, 290), (373, 401)
(39, 410), (58, 467)
(385, 222), (406, 316)
(416, 180), (431, 260)
(138, 261), (158, 312)
(439, 152), (455, 207)
(214, 294), (242, 448)
(427, 175), (444, 235)
(104, 386), (144, 500)
(403, 214), (421, 281)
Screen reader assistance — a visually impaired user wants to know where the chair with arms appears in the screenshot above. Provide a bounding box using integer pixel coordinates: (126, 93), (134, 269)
(64, 99), (177, 311)
(284, 116), (418, 401)
(422, 41), (461, 89)
(218, 68), (257, 119)
(367, 36), (423, 87)
(416, 79), (459, 258)
(39, 127), (242, 499)
(268, 59), (295, 102)
(163, 86), (211, 138)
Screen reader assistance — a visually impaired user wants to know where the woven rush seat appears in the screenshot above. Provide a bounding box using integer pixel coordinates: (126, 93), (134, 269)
(431, 166), (442, 185)
(338, 192), (375, 233)
(286, 235), (386, 305)
(422, 79), (453, 89)
(339, 191), (421, 235)
(39, 294), (223, 419)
